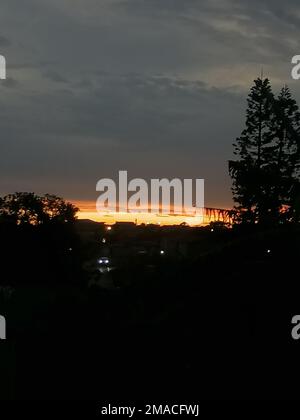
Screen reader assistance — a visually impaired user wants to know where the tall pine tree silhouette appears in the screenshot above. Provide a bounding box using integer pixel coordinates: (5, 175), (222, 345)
(229, 78), (275, 224)
(229, 78), (300, 224)
(272, 85), (300, 222)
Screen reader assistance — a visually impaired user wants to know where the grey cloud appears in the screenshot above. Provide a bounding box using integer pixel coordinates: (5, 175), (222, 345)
(1, 0), (300, 207)
(1, 77), (19, 88)
(0, 35), (10, 47)
(43, 70), (68, 83)
(0, 71), (243, 207)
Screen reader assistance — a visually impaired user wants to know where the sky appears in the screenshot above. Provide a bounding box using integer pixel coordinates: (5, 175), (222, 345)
(1, 0), (300, 217)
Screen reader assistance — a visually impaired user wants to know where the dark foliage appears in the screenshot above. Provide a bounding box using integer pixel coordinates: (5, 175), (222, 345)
(229, 78), (300, 224)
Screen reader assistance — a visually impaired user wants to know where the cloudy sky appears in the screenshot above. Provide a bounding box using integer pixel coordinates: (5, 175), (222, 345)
(0, 0), (299, 209)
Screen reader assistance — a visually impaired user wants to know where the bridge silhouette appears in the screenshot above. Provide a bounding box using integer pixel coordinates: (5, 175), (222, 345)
(203, 207), (236, 224)
(160, 207), (236, 225)
(98, 206), (236, 225)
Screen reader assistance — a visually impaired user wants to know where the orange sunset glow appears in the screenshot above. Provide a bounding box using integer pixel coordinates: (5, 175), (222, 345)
(73, 200), (209, 226)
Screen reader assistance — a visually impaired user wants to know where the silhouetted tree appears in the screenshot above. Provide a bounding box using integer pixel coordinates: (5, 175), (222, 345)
(0, 193), (81, 285)
(0, 192), (43, 225)
(229, 78), (276, 224)
(272, 86), (300, 222)
(0, 192), (78, 225)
